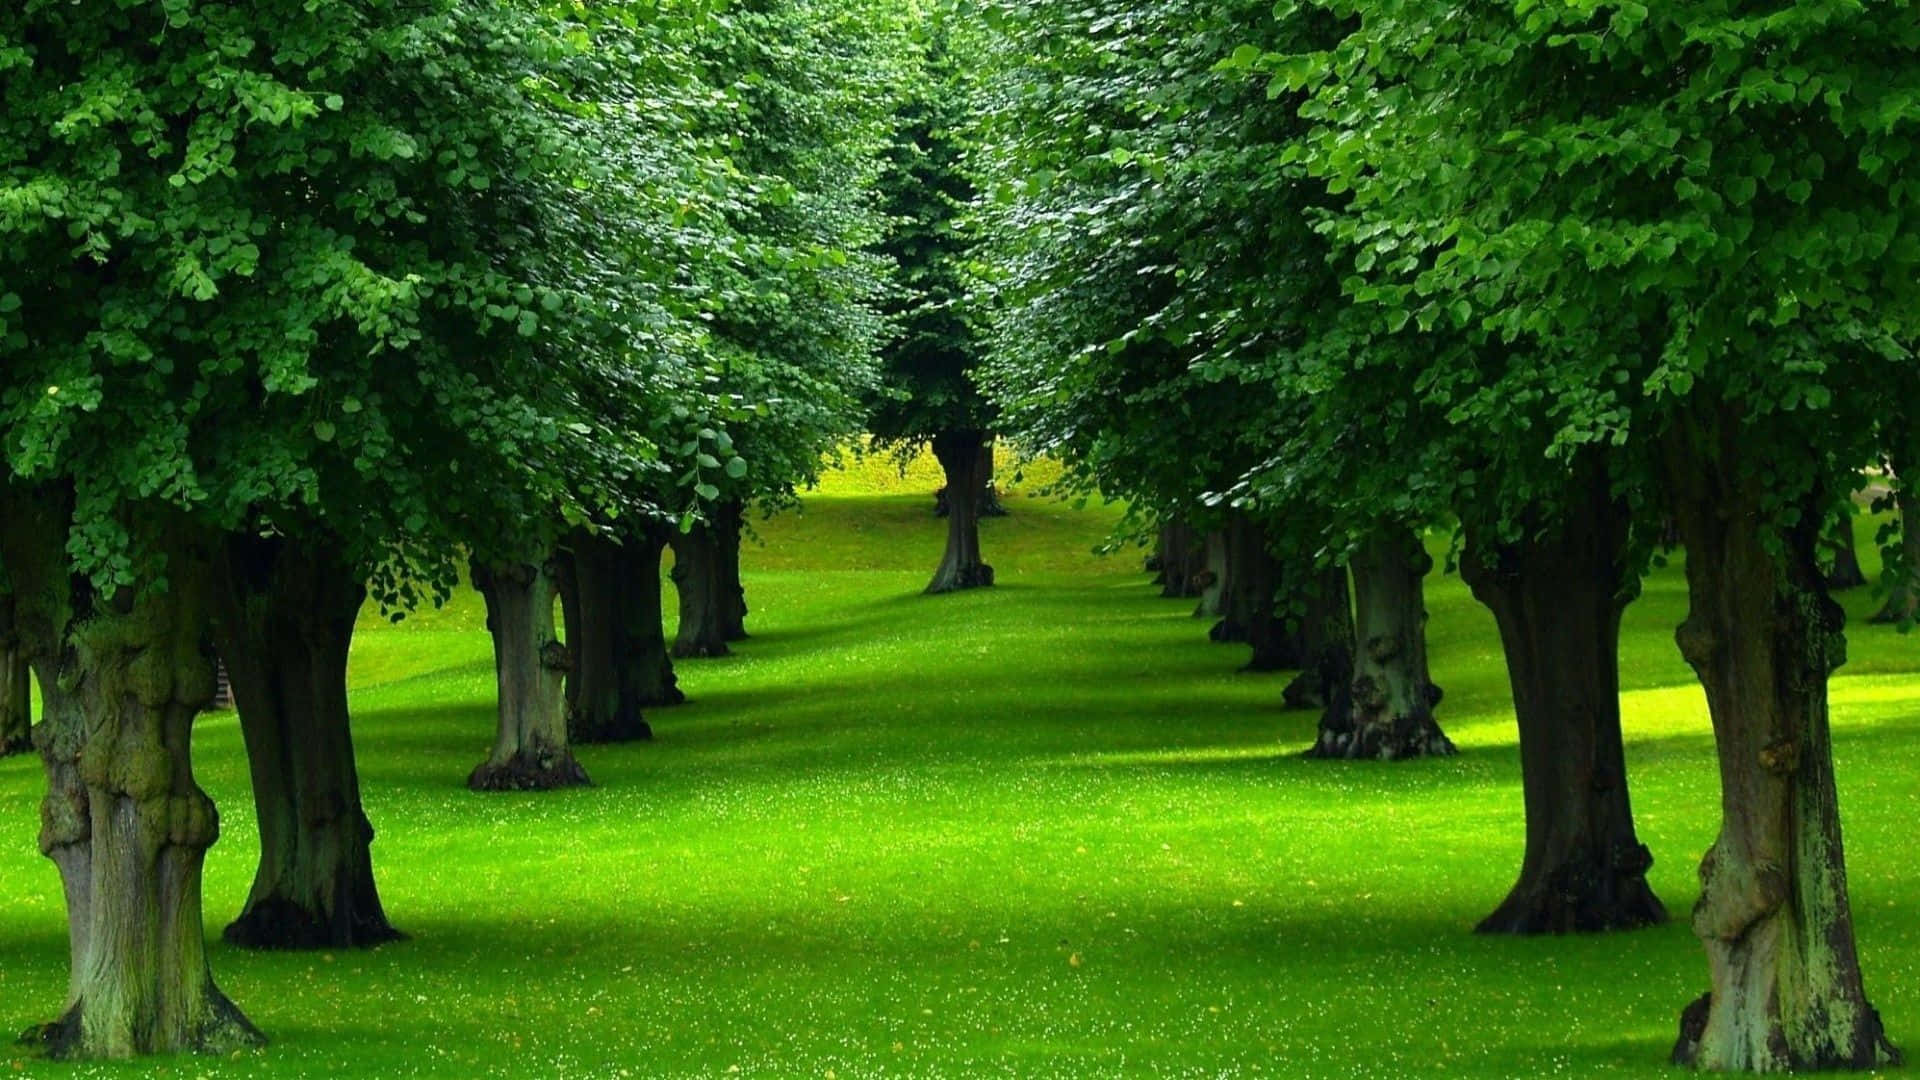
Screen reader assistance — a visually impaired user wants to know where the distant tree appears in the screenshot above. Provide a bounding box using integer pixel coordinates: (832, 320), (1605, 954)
(870, 21), (999, 595)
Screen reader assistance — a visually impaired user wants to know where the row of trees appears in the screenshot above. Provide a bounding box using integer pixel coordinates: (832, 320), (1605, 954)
(0, 0), (1011, 1060)
(972, 0), (1915, 1073)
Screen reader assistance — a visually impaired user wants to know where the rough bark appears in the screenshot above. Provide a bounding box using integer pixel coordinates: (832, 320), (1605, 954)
(715, 500), (750, 642)
(935, 440), (1007, 519)
(566, 527), (676, 743)
(670, 522), (731, 659)
(1825, 520), (1868, 591)
(1153, 520), (1208, 598)
(927, 429), (995, 594)
(1, 593), (30, 756)
(207, 533), (399, 950)
(0, 495), (263, 1059)
(1308, 527), (1454, 760)
(1461, 470), (1665, 935)
(1870, 485), (1920, 625)
(1284, 565), (1357, 741)
(1663, 414), (1899, 1072)
(470, 556), (589, 791)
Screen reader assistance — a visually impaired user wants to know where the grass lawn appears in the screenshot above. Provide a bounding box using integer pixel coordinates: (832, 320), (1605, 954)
(1, 463), (1915, 1078)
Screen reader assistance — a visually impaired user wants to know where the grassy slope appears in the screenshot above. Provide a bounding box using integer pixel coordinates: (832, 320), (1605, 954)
(0, 463), (1914, 1079)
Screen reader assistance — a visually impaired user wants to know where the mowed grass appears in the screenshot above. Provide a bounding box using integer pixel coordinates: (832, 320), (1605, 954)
(1, 469), (1917, 1079)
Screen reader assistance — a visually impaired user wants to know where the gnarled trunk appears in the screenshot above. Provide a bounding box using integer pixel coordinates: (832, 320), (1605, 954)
(470, 556), (588, 791)
(208, 533), (398, 950)
(1664, 414), (1899, 1072)
(567, 527), (677, 743)
(1825, 518), (1868, 591)
(1309, 527), (1453, 760)
(1286, 565), (1356, 738)
(1154, 519), (1208, 598)
(715, 500), (750, 642)
(670, 522), (731, 658)
(1461, 469), (1664, 935)
(928, 429), (995, 593)
(1, 593), (29, 756)
(0, 498), (262, 1059)
(1871, 483), (1920, 625)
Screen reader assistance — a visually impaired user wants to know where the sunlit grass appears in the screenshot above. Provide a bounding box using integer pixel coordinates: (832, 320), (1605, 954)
(0, 487), (1913, 1078)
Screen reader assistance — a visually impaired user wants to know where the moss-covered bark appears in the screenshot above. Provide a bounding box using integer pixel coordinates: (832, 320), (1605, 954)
(208, 533), (399, 950)
(471, 557), (589, 791)
(1, 592), (30, 756)
(0, 492), (262, 1059)
(1309, 527), (1453, 760)
(1664, 414), (1899, 1072)
(927, 429), (994, 594)
(1462, 471), (1664, 935)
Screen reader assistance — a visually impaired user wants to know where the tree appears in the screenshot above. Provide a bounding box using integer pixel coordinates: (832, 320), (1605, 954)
(0, 0), (715, 1051)
(871, 20), (999, 595)
(0, 590), (27, 756)
(1290, 0), (1916, 1064)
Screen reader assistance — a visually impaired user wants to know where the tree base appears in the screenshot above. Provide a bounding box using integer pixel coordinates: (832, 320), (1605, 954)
(21, 990), (266, 1060)
(1281, 672), (1324, 710)
(926, 563), (994, 595)
(223, 896), (407, 951)
(0, 734), (29, 757)
(570, 713), (655, 745)
(1671, 992), (1902, 1071)
(641, 685), (687, 709)
(1304, 719), (1456, 761)
(671, 641), (730, 660)
(1208, 618), (1249, 643)
(1475, 853), (1665, 935)
(468, 751), (591, 792)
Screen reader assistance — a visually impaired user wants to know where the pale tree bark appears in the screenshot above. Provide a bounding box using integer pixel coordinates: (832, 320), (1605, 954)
(927, 429), (995, 594)
(470, 556), (588, 791)
(1461, 462), (1664, 934)
(1, 592), (30, 756)
(1663, 412), (1899, 1072)
(1193, 529), (1228, 619)
(208, 533), (400, 950)
(1309, 526), (1453, 760)
(0, 490), (262, 1059)
(670, 522), (731, 658)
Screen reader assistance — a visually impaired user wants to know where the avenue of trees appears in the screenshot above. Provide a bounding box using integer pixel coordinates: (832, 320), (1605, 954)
(1, 0), (1917, 1074)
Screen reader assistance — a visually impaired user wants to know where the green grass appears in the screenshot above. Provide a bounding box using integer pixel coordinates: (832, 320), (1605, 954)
(1, 472), (1916, 1078)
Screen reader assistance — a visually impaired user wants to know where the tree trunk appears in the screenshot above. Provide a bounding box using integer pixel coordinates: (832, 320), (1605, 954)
(1871, 485), (1920, 625)
(1193, 529), (1228, 618)
(671, 522), (731, 658)
(927, 429), (995, 594)
(1208, 513), (1304, 670)
(0, 499), (263, 1058)
(1308, 527), (1454, 760)
(1663, 414), (1899, 1072)
(715, 500), (750, 642)
(978, 439), (1008, 518)
(1155, 520), (1208, 599)
(208, 533), (400, 950)
(1825, 518), (1868, 591)
(1461, 470), (1665, 935)
(470, 556), (589, 791)
(1, 593), (30, 756)
(568, 527), (678, 743)
(1284, 565), (1356, 733)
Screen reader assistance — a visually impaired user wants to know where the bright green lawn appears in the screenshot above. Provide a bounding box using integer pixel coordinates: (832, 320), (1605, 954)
(1, 471), (1917, 1078)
